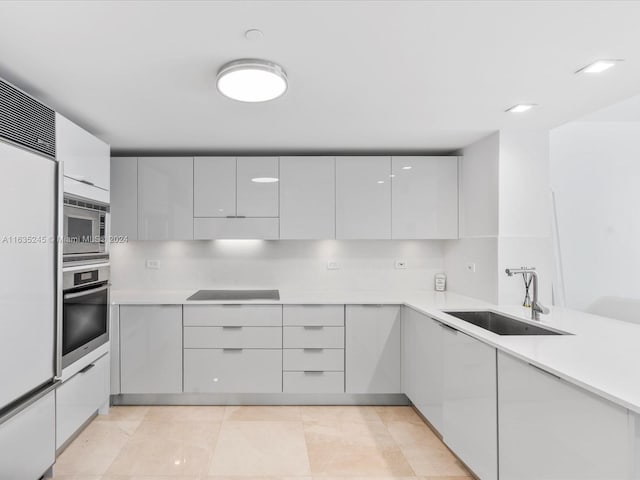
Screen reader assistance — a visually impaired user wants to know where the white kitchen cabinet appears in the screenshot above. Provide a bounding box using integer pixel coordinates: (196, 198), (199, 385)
(336, 156), (391, 239)
(110, 157), (138, 240)
(120, 305), (183, 394)
(345, 305), (401, 393)
(184, 348), (282, 393)
(192, 156), (278, 238)
(193, 217), (279, 239)
(0, 389), (55, 480)
(442, 325), (497, 480)
(498, 352), (632, 480)
(401, 307), (443, 432)
(138, 157), (193, 240)
(283, 371), (344, 393)
(56, 353), (109, 450)
(392, 156), (458, 239)
(194, 156), (236, 217)
(237, 156), (279, 217)
(279, 156), (335, 239)
(57, 113), (111, 202)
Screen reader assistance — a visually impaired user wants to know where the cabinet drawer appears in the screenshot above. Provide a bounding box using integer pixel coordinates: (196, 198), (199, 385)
(184, 349), (282, 393)
(0, 389), (55, 480)
(184, 305), (282, 327)
(283, 348), (344, 371)
(283, 305), (344, 326)
(283, 326), (344, 348)
(194, 217), (279, 240)
(184, 326), (282, 348)
(283, 371), (344, 393)
(56, 354), (109, 449)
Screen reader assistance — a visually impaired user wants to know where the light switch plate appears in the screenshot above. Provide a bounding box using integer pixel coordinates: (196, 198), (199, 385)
(146, 259), (161, 269)
(466, 263), (476, 273)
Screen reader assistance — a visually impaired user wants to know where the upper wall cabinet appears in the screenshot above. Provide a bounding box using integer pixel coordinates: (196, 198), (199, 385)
(336, 156), (391, 239)
(57, 113), (110, 203)
(138, 157), (193, 240)
(193, 157), (279, 239)
(392, 156), (458, 239)
(194, 157), (279, 218)
(280, 156), (335, 239)
(110, 157), (138, 240)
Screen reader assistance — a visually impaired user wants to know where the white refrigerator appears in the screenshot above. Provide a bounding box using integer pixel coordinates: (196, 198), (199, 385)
(0, 138), (59, 478)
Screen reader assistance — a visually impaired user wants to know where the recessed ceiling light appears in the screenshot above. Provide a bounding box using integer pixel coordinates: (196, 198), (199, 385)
(251, 177), (279, 183)
(402, 166), (412, 170)
(377, 180), (385, 184)
(506, 104), (537, 113)
(576, 59), (623, 74)
(389, 174), (396, 178)
(217, 59), (288, 102)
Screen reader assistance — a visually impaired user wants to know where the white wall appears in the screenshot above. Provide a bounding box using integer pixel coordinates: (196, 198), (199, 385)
(550, 121), (640, 311)
(444, 132), (500, 303)
(110, 240), (445, 292)
(445, 130), (552, 306)
(497, 130), (552, 305)
(459, 132), (499, 237)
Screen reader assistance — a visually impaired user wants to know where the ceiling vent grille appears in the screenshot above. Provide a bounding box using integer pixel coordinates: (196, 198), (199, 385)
(0, 78), (55, 158)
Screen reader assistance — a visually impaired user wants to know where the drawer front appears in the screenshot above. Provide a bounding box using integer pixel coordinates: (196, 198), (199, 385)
(283, 371), (345, 393)
(184, 349), (282, 393)
(283, 305), (344, 326)
(283, 326), (344, 348)
(283, 348), (344, 371)
(0, 390), (55, 480)
(56, 354), (109, 449)
(184, 304), (282, 327)
(194, 217), (280, 240)
(184, 326), (282, 348)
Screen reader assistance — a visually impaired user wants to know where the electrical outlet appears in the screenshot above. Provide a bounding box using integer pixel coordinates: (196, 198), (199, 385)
(466, 263), (476, 273)
(327, 260), (340, 270)
(146, 259), (161, 270)
(395, 260), (408, 269)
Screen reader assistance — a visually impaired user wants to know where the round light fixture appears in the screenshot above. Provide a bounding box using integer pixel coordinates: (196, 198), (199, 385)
(217, 59), (288, 102)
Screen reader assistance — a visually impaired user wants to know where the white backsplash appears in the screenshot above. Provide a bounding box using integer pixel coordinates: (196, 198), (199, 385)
(110, 240), (445, 291)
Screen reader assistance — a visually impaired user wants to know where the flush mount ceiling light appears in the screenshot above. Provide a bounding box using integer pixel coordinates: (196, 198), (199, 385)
(251, 177), (279, 183)
(217, 59), (288, 102)
(576, 59), (623, 74)
(506, 104), (537, 113)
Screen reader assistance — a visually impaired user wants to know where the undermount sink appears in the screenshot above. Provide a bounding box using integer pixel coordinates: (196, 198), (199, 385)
(187, 289), (280, 301)
(443, 310), (567, 336)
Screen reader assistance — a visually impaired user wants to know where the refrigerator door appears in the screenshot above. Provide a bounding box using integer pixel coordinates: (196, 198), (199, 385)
(0, 141), (56, 410)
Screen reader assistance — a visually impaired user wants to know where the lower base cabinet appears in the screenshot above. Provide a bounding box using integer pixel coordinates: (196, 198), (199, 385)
(498, 352), (632, 480)
(184, 349), (282, 393)
(401, 307), (443, 432)
(0, 390), (55, 480)
(56, 354), (109, 450)
(346, 305), (401, 393)
(283, 371), (344, 393)
(120, 305), (183, 394)
(442, 325), (497, 480)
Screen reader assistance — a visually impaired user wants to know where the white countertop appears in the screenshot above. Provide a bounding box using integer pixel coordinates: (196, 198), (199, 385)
(111, 288), (640, 415)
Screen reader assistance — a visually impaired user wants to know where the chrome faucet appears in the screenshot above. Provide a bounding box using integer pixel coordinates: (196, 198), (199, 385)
(505, 267), (550, 320)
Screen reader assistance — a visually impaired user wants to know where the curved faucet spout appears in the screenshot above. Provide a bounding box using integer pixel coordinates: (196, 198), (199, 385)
(504, 267), (548, 320)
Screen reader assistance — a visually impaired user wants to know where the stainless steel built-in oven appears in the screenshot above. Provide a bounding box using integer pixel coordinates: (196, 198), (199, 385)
(62, 266), (110, 368)
(63, 194), (109, 265)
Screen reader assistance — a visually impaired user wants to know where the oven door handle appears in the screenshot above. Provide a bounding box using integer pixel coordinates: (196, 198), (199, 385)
(64, 284), (109, 300)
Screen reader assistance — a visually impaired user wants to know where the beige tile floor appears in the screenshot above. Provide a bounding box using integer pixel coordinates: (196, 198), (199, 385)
(52, 405), (472, 480)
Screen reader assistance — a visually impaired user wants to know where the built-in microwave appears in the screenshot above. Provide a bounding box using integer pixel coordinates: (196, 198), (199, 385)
(62, 266), (110, 368)
(63, 194), (109, 264)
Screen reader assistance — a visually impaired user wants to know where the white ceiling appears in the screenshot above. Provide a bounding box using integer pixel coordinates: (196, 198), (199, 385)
(579, 93), (640, 122)
(1, 1), (640, 154)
